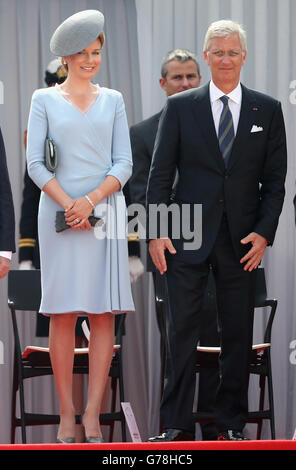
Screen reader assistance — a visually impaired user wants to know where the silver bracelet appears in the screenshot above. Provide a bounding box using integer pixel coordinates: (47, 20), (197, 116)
(85, 194), (95, 209)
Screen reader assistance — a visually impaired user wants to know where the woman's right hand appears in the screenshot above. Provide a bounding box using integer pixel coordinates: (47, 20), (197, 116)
(63, 199), (88, 231)
(71, 218), (92, 231)
(65, 199), (92, 231)
(42, 181), (90, 230)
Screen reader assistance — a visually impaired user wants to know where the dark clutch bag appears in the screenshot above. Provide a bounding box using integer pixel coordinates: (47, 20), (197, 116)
(55, 211), (103, 233)
(45, 137), (58, 172)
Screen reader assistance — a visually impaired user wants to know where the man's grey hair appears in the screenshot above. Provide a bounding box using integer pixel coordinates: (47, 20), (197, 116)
(161, 49), (201, 79)
(203, 19), (247, 53)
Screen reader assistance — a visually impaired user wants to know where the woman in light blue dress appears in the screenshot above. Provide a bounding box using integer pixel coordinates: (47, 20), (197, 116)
(26, 10), (135, 443)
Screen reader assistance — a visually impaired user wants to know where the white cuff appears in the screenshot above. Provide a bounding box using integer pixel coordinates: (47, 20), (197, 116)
(0, 251), (12, 260)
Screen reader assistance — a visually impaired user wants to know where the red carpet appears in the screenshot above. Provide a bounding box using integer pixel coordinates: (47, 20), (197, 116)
(0, 440), (295, 450)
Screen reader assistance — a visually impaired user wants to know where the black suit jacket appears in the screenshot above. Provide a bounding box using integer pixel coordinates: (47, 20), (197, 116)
(147, 83), (287, 264)
(129, 111), (162, 207)
(0, 127), (15, 252)
(129, 112), (162, 271)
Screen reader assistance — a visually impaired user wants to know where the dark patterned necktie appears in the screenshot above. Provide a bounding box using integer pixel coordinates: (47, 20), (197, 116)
(218, 95), (235, 166)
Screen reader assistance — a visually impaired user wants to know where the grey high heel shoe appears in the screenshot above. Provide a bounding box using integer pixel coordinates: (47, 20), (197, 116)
(56, 437), (75, 443)
(85, 436), (105, 443)
(82, 413), (105, 443)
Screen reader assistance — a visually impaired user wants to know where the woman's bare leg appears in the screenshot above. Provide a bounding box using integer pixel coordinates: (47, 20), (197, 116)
(73, 334), (87, 442)
(82, 312), (114, 438)
(49, 313), (78, 440)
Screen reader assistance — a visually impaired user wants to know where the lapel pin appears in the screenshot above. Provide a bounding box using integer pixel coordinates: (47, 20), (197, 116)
(253, 107), (258, 111)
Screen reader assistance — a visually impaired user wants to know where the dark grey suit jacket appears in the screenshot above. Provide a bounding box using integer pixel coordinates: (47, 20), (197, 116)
(147, 83), (287, 264)
(129, 112), (162, 271)
(0, 127), (15, 253)
(129, 112), (162, 207)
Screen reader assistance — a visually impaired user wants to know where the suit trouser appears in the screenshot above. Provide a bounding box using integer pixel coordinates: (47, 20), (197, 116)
(196, 272), (220, 439)
(153, 270), (220, 439)
(160, 215), (256, 433)
(152, 270), (167, 398)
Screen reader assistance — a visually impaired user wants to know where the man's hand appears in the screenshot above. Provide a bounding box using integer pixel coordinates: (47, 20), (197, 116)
(149, 238), (176, 275)
(0, 256), (11, 279)
(240, 232), (268, 271)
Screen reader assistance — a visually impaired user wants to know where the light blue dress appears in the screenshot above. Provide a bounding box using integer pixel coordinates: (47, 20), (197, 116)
(26, 85), (135, 315)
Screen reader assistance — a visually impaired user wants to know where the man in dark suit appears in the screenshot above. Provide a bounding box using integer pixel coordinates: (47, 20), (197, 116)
(129, 49), (202, 351)
(129, 50), (201, 358)
(147, 20), (287, 441)
(0, 127), (15, 278)
(130, 49), (201, 214)
(130, 50), (220, 440)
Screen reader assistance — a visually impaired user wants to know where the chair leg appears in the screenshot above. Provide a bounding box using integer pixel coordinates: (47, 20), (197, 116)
(256, 374), (266, 440)
(118, 356), (126, 442)
(10, 355), (18, 444)
(267, 354), (276, 440)
(108, 376), (117, 443)
(19, 379), (27, 444)
(16, 357), (27, 443)
(120, 408), (127, 442)
(11, 351), (27, 443)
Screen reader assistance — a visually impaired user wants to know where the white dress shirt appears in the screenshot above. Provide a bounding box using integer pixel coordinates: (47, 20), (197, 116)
(209, 80), (242, 136)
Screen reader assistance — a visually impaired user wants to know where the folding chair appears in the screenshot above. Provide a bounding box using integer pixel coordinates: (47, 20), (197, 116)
(8, 269), (126, 443)
(194, 267), (277, 439)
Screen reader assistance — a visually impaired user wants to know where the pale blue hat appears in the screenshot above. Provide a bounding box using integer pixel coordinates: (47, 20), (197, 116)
(50, 10), (104, 57)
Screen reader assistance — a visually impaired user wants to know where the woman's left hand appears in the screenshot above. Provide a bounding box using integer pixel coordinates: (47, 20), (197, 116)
(65, 197), (93, 231)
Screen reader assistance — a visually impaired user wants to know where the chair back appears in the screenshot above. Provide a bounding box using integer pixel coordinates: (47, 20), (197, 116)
(253, 267), (277, 344)
(8, 270), (41, 311)
(254, 267), (268, 308)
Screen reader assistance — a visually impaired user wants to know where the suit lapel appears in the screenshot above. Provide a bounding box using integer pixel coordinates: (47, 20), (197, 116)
(191, 84), (225, 172)
(190, 83), (260, 171)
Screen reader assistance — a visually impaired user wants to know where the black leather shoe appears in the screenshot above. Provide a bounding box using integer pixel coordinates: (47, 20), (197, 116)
(201, 423), (218, 441)
(202, 433), (218, 441)
(148, 428), (194, 442)
(217, 430), (249, 441)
